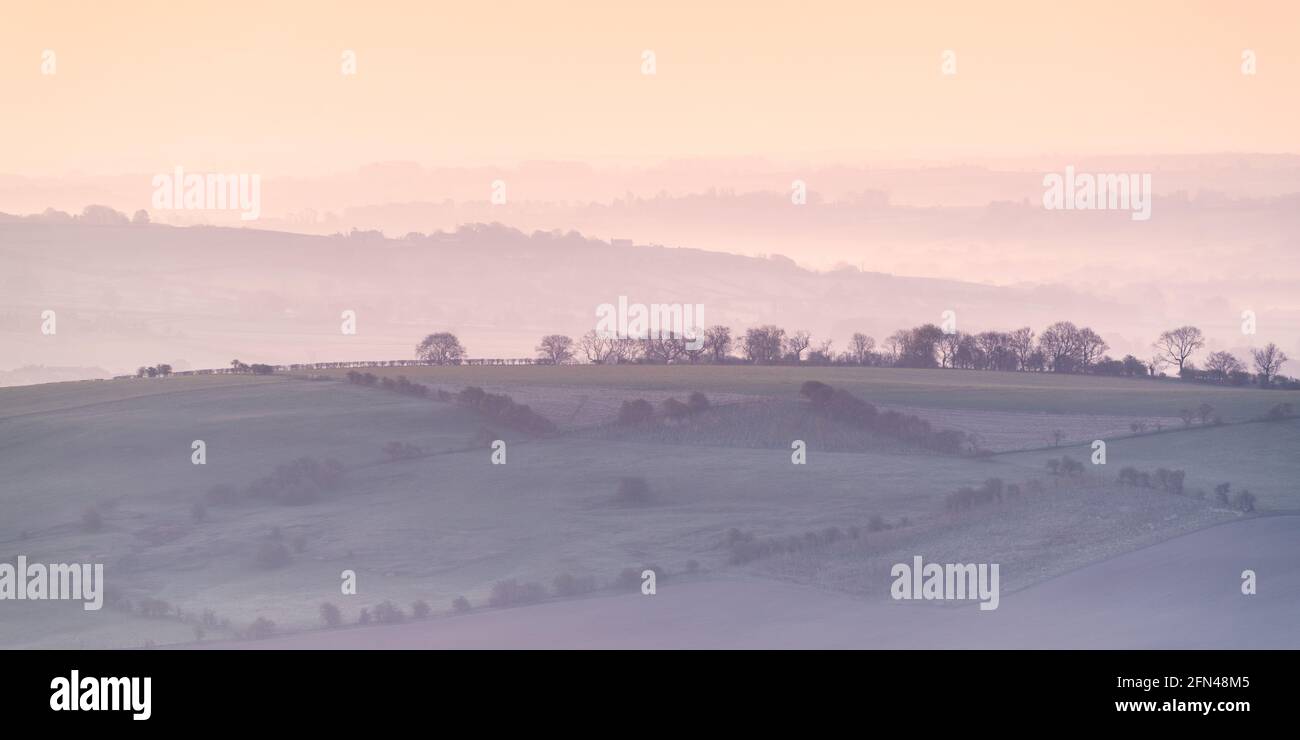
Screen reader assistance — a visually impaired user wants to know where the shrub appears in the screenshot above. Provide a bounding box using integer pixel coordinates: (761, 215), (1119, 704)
(373, 600), (405, 624)
(246, 617), (275, 639)
(1265, 402), (1295, 420)
(320, 602), (342, 627)
(799, 380), (834, 405)
(687, 392), (711, 413)
(358, 608), (371, 625)
(617, 399), (655, 425)
(661, 397), (692, 421)
(411, 600), (431, 619)
(1214, 483), (1231, 505)
(615, 476), (653, 506)
(488, 579), (547, 608)
(1154, 468), (1171, 491)
(246, 457), (345, 506)
(452, 596), (471, 613)
(458, 386), (556, 434)
(1167, 470), (1186, 496)
(1233, 490), (1256, 513)
(254, 540), (291, 570)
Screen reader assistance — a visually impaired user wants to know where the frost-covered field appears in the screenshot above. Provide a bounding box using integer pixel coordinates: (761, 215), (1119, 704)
(0, 368), (1293, 648)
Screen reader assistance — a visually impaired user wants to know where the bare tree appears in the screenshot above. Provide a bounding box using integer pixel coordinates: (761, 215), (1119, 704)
(415, 332), (466, 364)
(535, 334), (575, 364)
(1251, 343), (1289, 386)
(609, 336), (643, 364)
(1076, 327), (1109, 369)
(1154, 326), (1205, 374)
(744, 325), (786, 364)
(577, 330), (614, 364)
(1039, 322), (1081, 372)
(1147, 355), (1166, 377)
(643, 333), (687, 364)
(848, 333), (875, 364)
(937, 331), (963, 368)
(703, 325), (732, 363)
(885, 330), (908, 364)
(1203, 350), (1244, 381)
(784, 330), (811, 362)
(1009, 327), (1035, 370)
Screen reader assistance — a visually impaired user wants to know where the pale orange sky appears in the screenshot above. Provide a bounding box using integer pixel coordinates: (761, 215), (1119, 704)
(2, 0), (1297, 176)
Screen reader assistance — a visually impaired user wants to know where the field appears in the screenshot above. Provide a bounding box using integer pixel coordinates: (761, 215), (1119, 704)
(0, 366), (1296, 648)
(303, 364), (1300, 420)
(199, 515), (1300, 650)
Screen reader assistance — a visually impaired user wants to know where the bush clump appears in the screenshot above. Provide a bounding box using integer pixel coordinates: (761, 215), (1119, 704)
(320, 602), (342, 627)
(487, 579), (547, 608)
(246, 617), (276, 639)
(799, 381), (967, 453)
(372, 600), (406, 624)
(246, 457), (346, 505)
(617, 399), (655, 425)
(457, 386), (556, 434)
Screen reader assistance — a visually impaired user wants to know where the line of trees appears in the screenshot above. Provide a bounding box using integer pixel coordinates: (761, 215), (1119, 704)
(132, 324), (1293, 390)
(485, 322), (1293, 389)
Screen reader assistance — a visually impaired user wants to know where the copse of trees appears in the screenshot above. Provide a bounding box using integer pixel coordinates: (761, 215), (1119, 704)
(455, 386), (556, 434)
(227, 359), (273, 375)
(799, 380), (968, 453)
(135, 364), (173, 378)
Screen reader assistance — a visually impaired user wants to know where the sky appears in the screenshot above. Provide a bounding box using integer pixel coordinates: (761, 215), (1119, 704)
(2, 0), (1298, 177)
